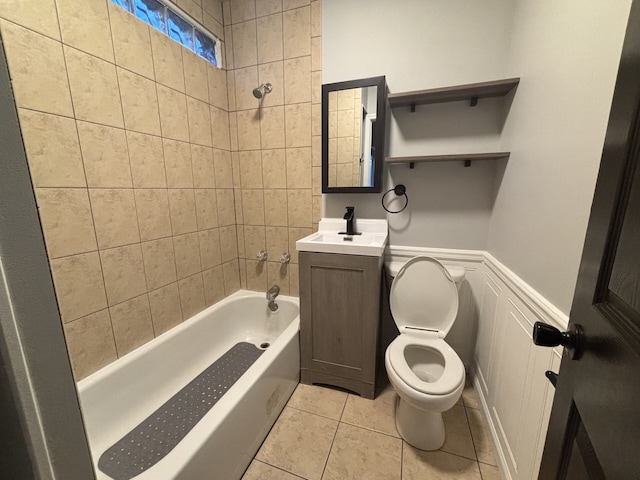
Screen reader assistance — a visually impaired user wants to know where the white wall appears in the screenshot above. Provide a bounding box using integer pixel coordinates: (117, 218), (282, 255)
(489, 0), (632, 313)
(322, 0), (516, 250)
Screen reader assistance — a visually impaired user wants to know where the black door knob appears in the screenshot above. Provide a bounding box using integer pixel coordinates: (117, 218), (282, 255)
(532, 321), (583, 360)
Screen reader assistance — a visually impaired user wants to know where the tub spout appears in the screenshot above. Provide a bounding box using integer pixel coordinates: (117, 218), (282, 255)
(266, 285), (280, 302)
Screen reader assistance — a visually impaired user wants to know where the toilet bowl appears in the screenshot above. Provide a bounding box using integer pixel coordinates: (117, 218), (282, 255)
(384, 256), (465, 450)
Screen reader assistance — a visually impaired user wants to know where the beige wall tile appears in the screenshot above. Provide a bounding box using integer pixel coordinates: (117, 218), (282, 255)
(239, 150), (264, 188)
(287, 189), (311, 227)
(236, 224), (246, 257)
(224, 25), (234, 69)
(177, 0), (203, 22)
(311, 36), (321, 72)
(168, 189), (198, 234)
(238, 258), (247, 287)
(337, 136), (353, 163)
(242, 189), (265, 225)
(232, 151), (242, 187)
(266, 226), (288, 258)
(202, 266), (225, 305)
(244, 225), (266, 259)
(191, 145), (216, 188)
(312, 166), (321, 195)
(56, 0), (114, 62)
(134, 189), (172, 241)
(163, 139), (194, 188)
(216, 188), (236, 226)
(118, 68), (162, 136)
(312, 135), (321, 167)
(312, 103), (321, 135)
(229, 110), (239, 150)
(141, 237), (177, 290)
(110, 294), (154, 356)
(199, 228), (222, 269)
(77, 121), (132, 188)
(50, 252), (107, 322)
(256, 0), (282, 17)
(284, 56), (311, 104)
(222, 259), (241, 295)
(108, 3), (154, 79)
(232, 20), (257, 68)
(283, 0), (309, 10)
(237, 109), (261, 150)
(267, 261), (289, 294)
(65, 46), (124, 128)
(234, 66), (259, 111)
(288, 226), (311, 263)
(63, 309), (116, 380)
(312, 72), (321, 105)
(150, 29), (185, 92)
(208, 63), (228, 110)
(195, 189), (219, 229)
(283, 6), (310, 59)
(89, 189), (140, 249)
(219, 225), (238, 262)
(100, 244), (147, 305)
(183, 49), (209, 102)
(157, 85), (190, 142)
(310, 0), (321, 37)
(289, 262), (299, 295)
(37, 188), (97, 258)
(187, 97), (213, 147)
(127, 132), (167, 188)
(226, 69), (237, 111)
(264, 189), (288, 226)
(260, 106), (286, 149)
(178, 273), (206, 319)
(262, 149), (287, 188)
(245, 259), (267, 291)
(173, 232), (202, 279)
(18, 109), (84, 187)
(256, 14), (283, 64)
(0, 21), (73, 116)
(230, 0), (256, 23)
(286, 147), (312, 188)
(203, 0), (223, 22)
(0, 0), (60, 39)
(214, 149), (234, 188)
(148, 283), (183, 335)
(211, 106), (231, 150)
(203, 12), (224, 40)
(234, 189), (244, 223)
(285, 103), (311, 147)
(258, 61), (285, 107)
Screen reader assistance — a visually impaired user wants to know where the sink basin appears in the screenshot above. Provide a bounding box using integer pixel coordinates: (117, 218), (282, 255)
(296, 218), (388, 257)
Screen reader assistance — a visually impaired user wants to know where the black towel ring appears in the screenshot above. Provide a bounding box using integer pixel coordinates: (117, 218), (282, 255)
(382, 184), (409, 214)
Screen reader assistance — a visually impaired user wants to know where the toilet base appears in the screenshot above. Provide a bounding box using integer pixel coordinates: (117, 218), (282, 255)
(395, 396), (445, 450)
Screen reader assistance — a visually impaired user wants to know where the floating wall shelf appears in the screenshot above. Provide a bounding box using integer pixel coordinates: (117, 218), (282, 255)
(388, 78), (520, 110)
(386, 152), (510, 168)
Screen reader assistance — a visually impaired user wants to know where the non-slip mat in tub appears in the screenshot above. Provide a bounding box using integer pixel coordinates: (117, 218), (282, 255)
(98, 342), (264, 480)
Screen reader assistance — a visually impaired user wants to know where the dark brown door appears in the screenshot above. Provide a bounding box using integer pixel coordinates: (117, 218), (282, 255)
(535, 2), (640, 479)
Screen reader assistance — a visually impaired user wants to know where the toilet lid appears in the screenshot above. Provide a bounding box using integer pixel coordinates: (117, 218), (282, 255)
(389, 256), (459, 335)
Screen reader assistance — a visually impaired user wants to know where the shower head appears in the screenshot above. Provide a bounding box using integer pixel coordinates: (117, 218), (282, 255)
(253, 83), (273, 99)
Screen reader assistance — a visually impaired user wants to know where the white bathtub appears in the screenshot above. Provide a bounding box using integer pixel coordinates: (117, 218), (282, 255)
(77, 290), (300, 480)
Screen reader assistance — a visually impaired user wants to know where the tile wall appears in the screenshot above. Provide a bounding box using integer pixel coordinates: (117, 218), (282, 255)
(327, 87), (362, 187)
(0, 0), (238, 380)
(223, 0), (322, 297)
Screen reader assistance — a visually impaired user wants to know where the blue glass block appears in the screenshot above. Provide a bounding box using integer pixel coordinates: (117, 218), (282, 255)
(168, 11), (194, 50)
(195, 30), (217, 66)
(134, 0), (166, 34)
(110, 0), (133, 11)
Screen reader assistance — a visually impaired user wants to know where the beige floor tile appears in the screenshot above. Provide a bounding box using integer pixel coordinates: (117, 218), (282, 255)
(402, 447), (482, 480)
(466, 407), (497, 466)
(287, 383), (348, 421)
(242, 460), (304, 479)
(441, 404), (476, 461)
(256, 407), (337, 480)
(462, 380), (481, 409)
(323, 423), (401, 480)
(341, 389), (399, 438)
(479, 462), (501, 480)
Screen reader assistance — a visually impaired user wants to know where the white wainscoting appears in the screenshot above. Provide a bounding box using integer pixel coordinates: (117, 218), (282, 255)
(386, 246), (566, 480)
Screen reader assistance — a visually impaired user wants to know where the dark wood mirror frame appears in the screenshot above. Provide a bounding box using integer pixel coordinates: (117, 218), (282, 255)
(322, 76), (387, 193)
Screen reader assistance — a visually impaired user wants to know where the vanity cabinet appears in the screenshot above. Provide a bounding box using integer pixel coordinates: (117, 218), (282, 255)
(299, 251), (383, 399)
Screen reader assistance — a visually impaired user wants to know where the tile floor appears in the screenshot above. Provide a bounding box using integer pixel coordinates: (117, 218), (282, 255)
(242, 375), (500, 480)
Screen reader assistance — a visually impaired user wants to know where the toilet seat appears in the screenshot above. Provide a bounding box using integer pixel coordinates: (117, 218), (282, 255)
(387, 333), (465, 396)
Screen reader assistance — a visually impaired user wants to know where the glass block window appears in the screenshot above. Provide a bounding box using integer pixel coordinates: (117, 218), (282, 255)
(110, 0), (221, 67)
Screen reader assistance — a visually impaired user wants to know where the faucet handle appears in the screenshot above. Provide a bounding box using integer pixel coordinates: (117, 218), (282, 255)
(257, 250), (268, 261)
(279, 252), (291, 263)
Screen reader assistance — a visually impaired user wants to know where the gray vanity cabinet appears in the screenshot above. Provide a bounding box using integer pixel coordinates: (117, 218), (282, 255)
(299, 251), (383, 399)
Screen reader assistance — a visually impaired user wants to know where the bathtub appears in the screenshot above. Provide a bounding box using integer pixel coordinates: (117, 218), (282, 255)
(77, 290), (300, 480)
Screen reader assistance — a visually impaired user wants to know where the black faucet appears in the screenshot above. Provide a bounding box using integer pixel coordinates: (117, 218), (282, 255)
(339, 206), (361, 235)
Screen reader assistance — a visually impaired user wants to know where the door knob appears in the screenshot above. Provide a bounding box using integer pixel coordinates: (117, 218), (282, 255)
(532, 321), (583, 360)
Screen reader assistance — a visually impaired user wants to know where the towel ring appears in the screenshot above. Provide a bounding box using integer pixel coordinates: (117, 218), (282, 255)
(382, 184), (408, 214)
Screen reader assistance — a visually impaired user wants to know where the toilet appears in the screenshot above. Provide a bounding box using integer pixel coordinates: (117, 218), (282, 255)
(384, 256), (466, 450)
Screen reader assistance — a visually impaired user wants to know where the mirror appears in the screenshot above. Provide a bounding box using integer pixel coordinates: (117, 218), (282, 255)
(322, 76), (387, 193)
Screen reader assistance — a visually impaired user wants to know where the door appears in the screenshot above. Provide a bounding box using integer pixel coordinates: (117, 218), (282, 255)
(536, 1), (640, 478)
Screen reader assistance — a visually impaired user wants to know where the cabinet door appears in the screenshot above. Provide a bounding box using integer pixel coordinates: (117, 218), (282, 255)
(299, 252), (381, 383)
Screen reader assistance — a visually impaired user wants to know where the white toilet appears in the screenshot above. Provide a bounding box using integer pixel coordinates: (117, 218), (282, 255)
(384, 256), (466, 450)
